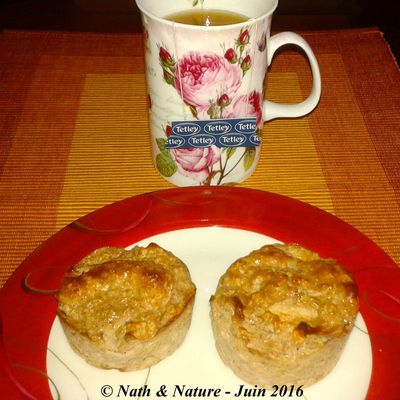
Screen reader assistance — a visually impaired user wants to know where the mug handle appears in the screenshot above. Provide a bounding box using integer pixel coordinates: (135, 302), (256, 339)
(263, 32), (321, 121)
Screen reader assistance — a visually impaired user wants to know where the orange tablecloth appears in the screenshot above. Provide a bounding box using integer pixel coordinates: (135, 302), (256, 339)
(0, 27), (399, 287)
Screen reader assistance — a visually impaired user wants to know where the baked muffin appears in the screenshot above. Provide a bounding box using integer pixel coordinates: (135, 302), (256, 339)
(57, 243), (196, 371)
(210, 243), (358, 387)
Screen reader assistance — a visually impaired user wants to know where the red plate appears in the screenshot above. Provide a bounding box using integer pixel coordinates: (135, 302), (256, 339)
(0, 187), (399, 399)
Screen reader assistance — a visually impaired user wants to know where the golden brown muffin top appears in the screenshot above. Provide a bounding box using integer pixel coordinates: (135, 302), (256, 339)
(211, 243), (358, 340)
(57, 243), (196, 347)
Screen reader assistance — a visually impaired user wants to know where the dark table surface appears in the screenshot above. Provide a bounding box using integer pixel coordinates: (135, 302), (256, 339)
(0, 0), (399, 64)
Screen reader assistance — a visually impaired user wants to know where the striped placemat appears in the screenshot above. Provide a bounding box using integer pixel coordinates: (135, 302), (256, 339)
(0, 28), (399, 287)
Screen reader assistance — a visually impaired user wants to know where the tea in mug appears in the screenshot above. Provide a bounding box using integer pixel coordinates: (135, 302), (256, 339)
(166, 9), (249, 26)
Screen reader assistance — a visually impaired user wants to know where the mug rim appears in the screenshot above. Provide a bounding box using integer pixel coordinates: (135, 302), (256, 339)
(135, 0), (279, 30)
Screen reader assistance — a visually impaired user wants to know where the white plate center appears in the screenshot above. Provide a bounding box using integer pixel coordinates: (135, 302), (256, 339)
(47, 227), (372, 399)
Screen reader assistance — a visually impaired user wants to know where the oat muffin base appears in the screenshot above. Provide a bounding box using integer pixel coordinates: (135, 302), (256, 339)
(57, 243), (196, 371)
(210, 243), (359, 387)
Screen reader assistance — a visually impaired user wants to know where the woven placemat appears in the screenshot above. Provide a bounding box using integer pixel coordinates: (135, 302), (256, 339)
(0, 28), (399, 287)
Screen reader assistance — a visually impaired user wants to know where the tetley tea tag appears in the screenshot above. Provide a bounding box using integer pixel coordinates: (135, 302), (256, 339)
(165, 117), (260, 149)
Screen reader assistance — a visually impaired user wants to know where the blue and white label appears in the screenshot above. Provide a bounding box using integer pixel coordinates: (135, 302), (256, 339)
(165, 118), (260, 149)
(172, 122), (201, 136)
(204, 121), (232, 135)
(235, 120), (257, 134)
(188, 134), (216, 147)
(249, 133), (262, 146)
(166, 136), (185, 148)
(219, 133), (246, 147)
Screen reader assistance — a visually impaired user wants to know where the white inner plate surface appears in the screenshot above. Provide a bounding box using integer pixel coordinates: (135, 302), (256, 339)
(47, 227), (372, 399)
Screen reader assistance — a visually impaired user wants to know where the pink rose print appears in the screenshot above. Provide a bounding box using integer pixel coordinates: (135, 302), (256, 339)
(217, 94), (231, 108)
(238, 29), (250, 46)
(240, 54), (251, 75)
(226, 91), (263, 127)
(156, 27), (259, 185)
(159, 46), (175, 69)
(173, 51), (242, 109)
(163, 69), (174, 85)
(170, 146), (221, 182)
(165, 124), (172, 137)
(224, 48), (238, 64)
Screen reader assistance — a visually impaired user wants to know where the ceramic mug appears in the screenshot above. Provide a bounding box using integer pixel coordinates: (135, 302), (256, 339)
(136, 0), (321, 186)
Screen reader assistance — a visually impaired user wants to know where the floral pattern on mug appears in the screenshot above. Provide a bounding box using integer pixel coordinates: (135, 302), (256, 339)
(226, 91), (263, 127)
(173, 52), (242, 110)
(155, 125), (221, 183)
(171, 146), (222, 182)
(155, 27), (263, 185)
